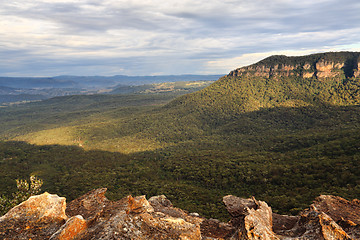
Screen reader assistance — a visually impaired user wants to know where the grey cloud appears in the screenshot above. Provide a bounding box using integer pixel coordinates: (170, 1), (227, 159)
(0, 0), (360, 76)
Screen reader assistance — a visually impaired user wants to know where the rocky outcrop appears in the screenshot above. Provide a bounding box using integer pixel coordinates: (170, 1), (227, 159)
(0, 190), (359, 239)
(223, 195), (279, 239)
(0, 192), (67, 239)
(229, 52), (360, 80)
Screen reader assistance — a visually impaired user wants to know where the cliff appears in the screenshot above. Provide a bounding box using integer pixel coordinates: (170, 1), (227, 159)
(167, 52), (360, 116)
(229, 52), (360, 79)
(1, 189), (359, 239)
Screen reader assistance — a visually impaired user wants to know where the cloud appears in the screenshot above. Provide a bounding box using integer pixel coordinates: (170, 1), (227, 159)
(0, 0), (359, 76)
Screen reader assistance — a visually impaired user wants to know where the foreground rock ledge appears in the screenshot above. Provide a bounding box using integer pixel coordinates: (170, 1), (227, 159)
(0, 189), (359, 240)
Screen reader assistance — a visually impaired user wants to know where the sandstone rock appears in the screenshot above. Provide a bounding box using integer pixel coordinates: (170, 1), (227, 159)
(272, 213), (299, 234)
(223, 195), (259, 218)
(223, 195), (279, 240)
(312, 195), (360, 225)
(293, 209), (351, 240)
(148, 194), (173, 208)
(66, 191), (201, 240)
(149, 194), (191, 219)
(200, 218), (236, 239)
(0, 192), (67, 239)
(50, 215), (87, 240)
(311, 195), (360, 239)
(66, 187), (108, 221)
(1, 189), (359, 240)
(127, 195), (154, 214)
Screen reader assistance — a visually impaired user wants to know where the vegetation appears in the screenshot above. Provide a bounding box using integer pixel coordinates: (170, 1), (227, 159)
(0, 175), (43, 215)
(252, 52), (360, 69)
(0, 52), (359, 220)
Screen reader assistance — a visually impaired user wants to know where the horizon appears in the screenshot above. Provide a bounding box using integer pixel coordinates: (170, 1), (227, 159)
(1, 0), (360, 77)
(0, 73), (226, 78)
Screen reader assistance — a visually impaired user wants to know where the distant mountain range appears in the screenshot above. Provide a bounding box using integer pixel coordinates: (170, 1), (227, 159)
(0, 74), (222, 104)
(0, 75), (223, 89)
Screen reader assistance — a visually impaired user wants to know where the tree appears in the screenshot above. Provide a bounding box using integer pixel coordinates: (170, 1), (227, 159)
(0, 175), (43, 215)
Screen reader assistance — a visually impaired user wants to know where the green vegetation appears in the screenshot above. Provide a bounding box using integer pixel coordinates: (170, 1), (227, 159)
(0, 175), (43, 215)
(253, 51), (360, 69)
(0, 52), (359, 220)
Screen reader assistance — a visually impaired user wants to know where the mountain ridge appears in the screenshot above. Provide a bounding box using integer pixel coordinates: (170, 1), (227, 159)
(229, 51), (360, 79)
(167, 51), (360, 122)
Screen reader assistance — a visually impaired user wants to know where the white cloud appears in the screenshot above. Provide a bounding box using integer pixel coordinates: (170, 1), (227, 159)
(0, 0), (359, 76)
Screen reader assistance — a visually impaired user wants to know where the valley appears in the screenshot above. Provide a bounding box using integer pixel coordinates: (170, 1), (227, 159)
(0, 52), (359, 220)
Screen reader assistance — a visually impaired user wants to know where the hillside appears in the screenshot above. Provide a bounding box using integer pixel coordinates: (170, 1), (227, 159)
(167, 51), (360, 124)
(0, 52), (359, 219)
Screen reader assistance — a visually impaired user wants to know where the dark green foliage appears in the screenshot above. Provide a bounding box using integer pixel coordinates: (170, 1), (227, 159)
(254, 52), (360, 69)
(0, 104), (359, 219)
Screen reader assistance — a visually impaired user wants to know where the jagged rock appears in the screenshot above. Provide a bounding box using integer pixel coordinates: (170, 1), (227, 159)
(66, 187), (109, 221)
(50, 215), (87, 240)
(76, 193), (201, 239)
(312, 195), (360, 225)
(1, 189), (359, 239)
(127, 195), (154, 214)
(0, 192), (67, 239)
(312, 195), (360, 239)
(278, 209), (352, 240)
(223, 195), (279, 240)
(148, 194), (192, 219)
(148, 194), (173, 208)
(273, 196), (357, 240)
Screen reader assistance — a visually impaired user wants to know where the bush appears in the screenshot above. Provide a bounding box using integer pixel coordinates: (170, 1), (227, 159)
(0, 175), (43, 216)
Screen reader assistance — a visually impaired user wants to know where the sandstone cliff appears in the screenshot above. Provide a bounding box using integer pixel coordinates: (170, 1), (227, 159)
(229, 52), (360, 79)
(0, 189), (359, 239)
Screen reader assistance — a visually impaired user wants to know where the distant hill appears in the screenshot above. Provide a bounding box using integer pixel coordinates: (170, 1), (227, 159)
(110, 81), (215, 95)
(0, 75), (223, 89)
(0, 75), (221, 104)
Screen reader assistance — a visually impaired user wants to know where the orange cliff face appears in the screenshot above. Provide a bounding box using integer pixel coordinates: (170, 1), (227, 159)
(228, 54), (360, 80)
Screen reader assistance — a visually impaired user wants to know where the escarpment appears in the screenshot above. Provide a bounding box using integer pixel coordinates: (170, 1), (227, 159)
(229, 52), (360, 79)
(1, 189), (359, 239)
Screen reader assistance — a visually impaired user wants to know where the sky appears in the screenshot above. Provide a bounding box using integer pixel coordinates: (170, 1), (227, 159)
(1, 0), (360, 77)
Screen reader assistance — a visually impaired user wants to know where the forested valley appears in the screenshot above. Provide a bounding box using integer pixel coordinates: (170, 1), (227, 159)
(1, 52), (360, 220)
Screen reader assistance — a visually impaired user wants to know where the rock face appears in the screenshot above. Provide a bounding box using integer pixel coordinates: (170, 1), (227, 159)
(229, 52), (360, 79)
(223, 195), (279, 239)
(0, 190), (359, 240)
(0, 192), (67, 239)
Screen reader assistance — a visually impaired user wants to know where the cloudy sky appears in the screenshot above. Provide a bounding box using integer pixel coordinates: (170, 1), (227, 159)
(1, 0), (360, 76)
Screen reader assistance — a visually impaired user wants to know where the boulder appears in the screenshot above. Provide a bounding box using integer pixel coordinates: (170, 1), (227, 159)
(223, 195), (279, 240)
(0, 192), (67, 239)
